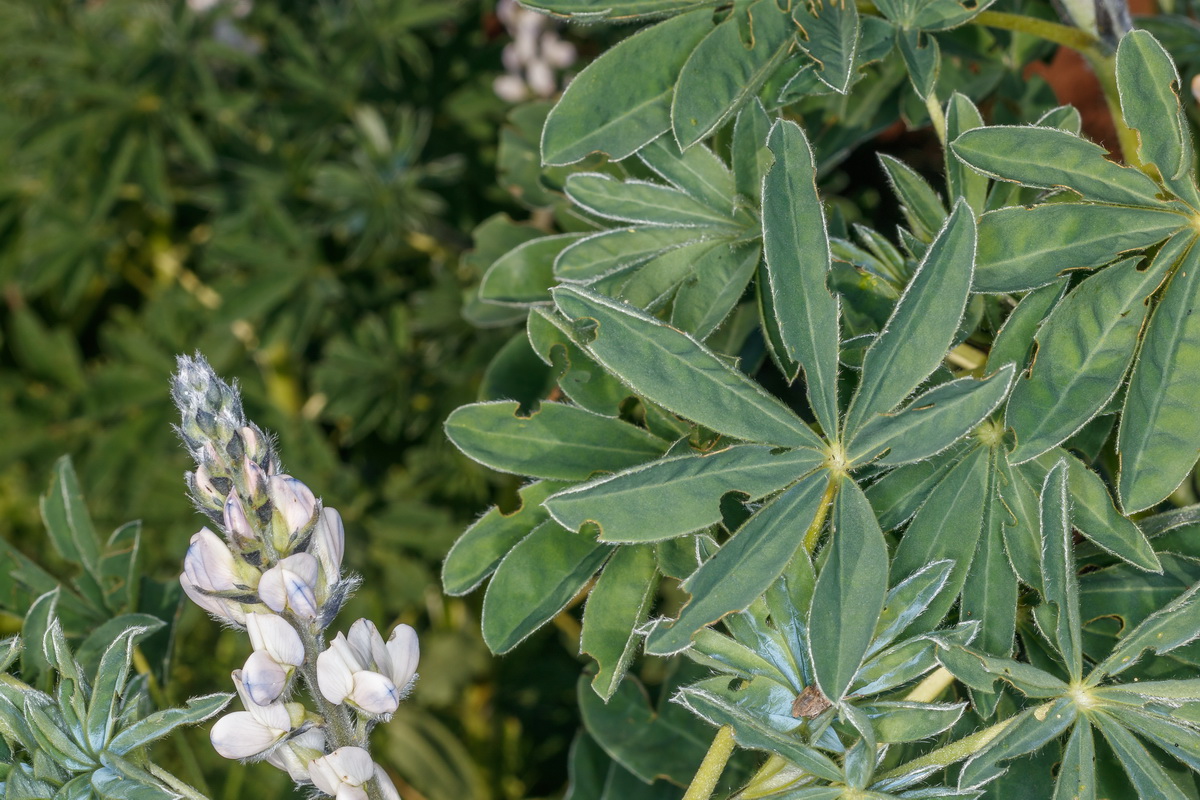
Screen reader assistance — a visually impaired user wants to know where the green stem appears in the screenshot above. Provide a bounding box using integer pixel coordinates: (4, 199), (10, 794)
(802, 475), (840, 556)
(925, 91), (947, 146)
(682, 725), (737, 800)
(875, 704), (1051, 782)
(971, 10), (1099, 52)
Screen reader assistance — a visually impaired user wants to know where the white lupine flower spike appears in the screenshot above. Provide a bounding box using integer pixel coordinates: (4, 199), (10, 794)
(173, 354), (418, 796)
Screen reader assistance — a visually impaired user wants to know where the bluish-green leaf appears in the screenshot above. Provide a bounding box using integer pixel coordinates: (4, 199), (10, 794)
(761, 119), (840, 435)
(1053, 718), (1096, 800)
(646, 471), (828, 655)
(546, 444), (824, 543)
(1095, 579), (1200, 678)
(554, 287), (822, 448)
(107, 693), (231, 755)
(1007, 256), (1166, 464)
(849, 366), (1014, 466)
(795, 0), (861, 93)
(1116, 29), (1200, 206)
(896, 28), (939, 98)
(480, 233), (584, 305)
(945, 93), (988, 213)
(958, 699), (1076, 790)
(879, 153), (946, 241)
(860, 701), (966, 743)
(638, 136), (735, 212)
(986, 280), (1066, 374)
(541, 10), (714, 163)
(808, 479), (889, 702)
(85, 627), (146, 753)
(566, 173), (740, 229)
(555, 227), (705, 284)
(75, 614), (164, 682)
(844, 200), (976, 436)
(973, 204), (1183, 292)
(443, 480), (569, 596)
(890, 445), (990, 630)
(866, 444), (965, 529)
(582, 545), (659, 700)
(1038, 461), (1083, 680)
(40, 457), (105, 611)
(733, 99), (772, 203)
(528, 308), (631, 415)
(951, 126), (1166, 207)
(1092, 709), (1191, 800)
(672, 0), (797, 148)
(482, 521), (611, 654)
(1119, 236), (1200, 512)
(671, 240), (761, 339)
(445, 400), (667, 480)
(870, 560), (953, 655)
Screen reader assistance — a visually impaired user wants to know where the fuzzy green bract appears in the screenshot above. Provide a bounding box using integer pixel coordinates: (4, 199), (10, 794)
(450, 11), (1200, 800)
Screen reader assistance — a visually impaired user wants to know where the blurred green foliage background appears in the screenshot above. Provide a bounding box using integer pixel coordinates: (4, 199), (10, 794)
(0, 1), (588, 797)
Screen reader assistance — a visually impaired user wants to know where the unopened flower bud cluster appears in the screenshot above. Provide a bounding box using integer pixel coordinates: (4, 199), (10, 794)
(493, 0), (576, 102)
(173, 355), (416, 800)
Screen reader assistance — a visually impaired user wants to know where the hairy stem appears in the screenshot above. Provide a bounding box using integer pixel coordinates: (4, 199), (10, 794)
(903, 667), (956, 704)
(803, 475), (841, 556)
(682, 725), (737, 800)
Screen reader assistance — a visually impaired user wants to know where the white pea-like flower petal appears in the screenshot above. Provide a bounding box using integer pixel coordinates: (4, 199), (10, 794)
(259, 553), (320, 619)
(347, 619), (387, 670)
(347, 670), (400, 717)
(265, 727), (325, 781)
(374, 766), (402, 800)
(494, 74), (528, 103)
(308, 747), (375, 797)
(183, 528), (241, 593)
(385, 624), (419, 692)
(181, 573), (243, 624)
(316, 634), (361, 704)
(246, 613), (304, 666)
(312, 508), (345, 587)
(210, 711), (288, 760)
(223, 492), (255, 545)
(526, 59), (556, 97)
(270, 475), (318, 536)
(242, 650), (290, 706)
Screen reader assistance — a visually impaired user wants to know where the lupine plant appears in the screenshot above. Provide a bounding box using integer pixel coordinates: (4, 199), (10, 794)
(172, 355), (418, 800)
(446, 0), (1200, 796)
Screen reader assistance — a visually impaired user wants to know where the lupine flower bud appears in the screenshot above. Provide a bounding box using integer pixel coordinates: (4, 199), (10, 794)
(385, 624), (420, 693)
(346, 620), (419, 695)
(224, 492), (255, 547)
(181, 528), (257, 624)
(242, 650), (290, 706)
(271, 475), (318, 538)
(316, 632), (400, 717)
(192, 464), (226, 510)
(308, 747), (376, 800)
(266, 728), (325, 781)
(311, 508), (345, 592)
(246, 613), (304, 666)
(259, 553), (320, 619)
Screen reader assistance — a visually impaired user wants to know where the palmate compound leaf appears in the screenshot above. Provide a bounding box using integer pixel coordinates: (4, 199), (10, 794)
(1006, 253), (1170, 465)
(541, 9), (714, 164)
(1119, 234), (1200, 512)
(842, 199), (976, 439)
(444, 400), (669, 481)
(553, 286), (824, 449)
(545, 444), (825, 543)
(644, 470), (829, 655)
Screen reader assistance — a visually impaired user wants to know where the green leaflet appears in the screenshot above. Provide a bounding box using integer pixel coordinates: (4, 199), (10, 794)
(1116, 30), (1200, 206)
(638, 137), (735, 212)
(859, 701), (965, 743)
(951, 126), (1166, 207)
(672, 0), (797, 149)
(866, 445), (965, 529)
(541, 10), (713, 163)
(581, 544), (659, 700)
(578, 671), (712, 785)
(442, 480), (569, 596)
(522, 0), (714, 19)
(1053, 719), (1096, 800)
(1092, 710), (1192, 800)
(555, 227), (708, 284)
(445, 401), (667, 480)
(848, 365), (1014, 467)
(545, 444), (824, 543)
(673, 678), (843, 782)
(566, 173), (741, 229)
(1007, 256), (1167, 464)
(554, 286), (823, 448)
(620, 239), (724, 309)
(480, 233), (585, 305)
(973, 204), (1184, 292)
(671, 240), (762, 339)
(879, 153), (945, 241)
(761, 119), (840, 436)
(40, 458), (106, 614)
(1119, 235), (1200, 512)
(958, 699), (1076, 790)
(1038, 461), (1084, 681)
(844, 200), (976, 437)
(1022, 452), (1160, 573)
(808, 479), (889, 702)
(944, 93), (988, 213)
(986, 280), (1065, 374)
(794, 0), (860, 94)
(895, 28), (939, 98)
(891, 445), (990, 630)
(732, 99), (772, 203)
(1095, 579), (1200, 679)
(645, 471), (828, 655)
(528, 308), (631, 415)
(482, 520), (612, 654)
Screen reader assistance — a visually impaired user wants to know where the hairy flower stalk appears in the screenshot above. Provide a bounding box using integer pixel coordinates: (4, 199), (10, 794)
(173, 354), (415, 800)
